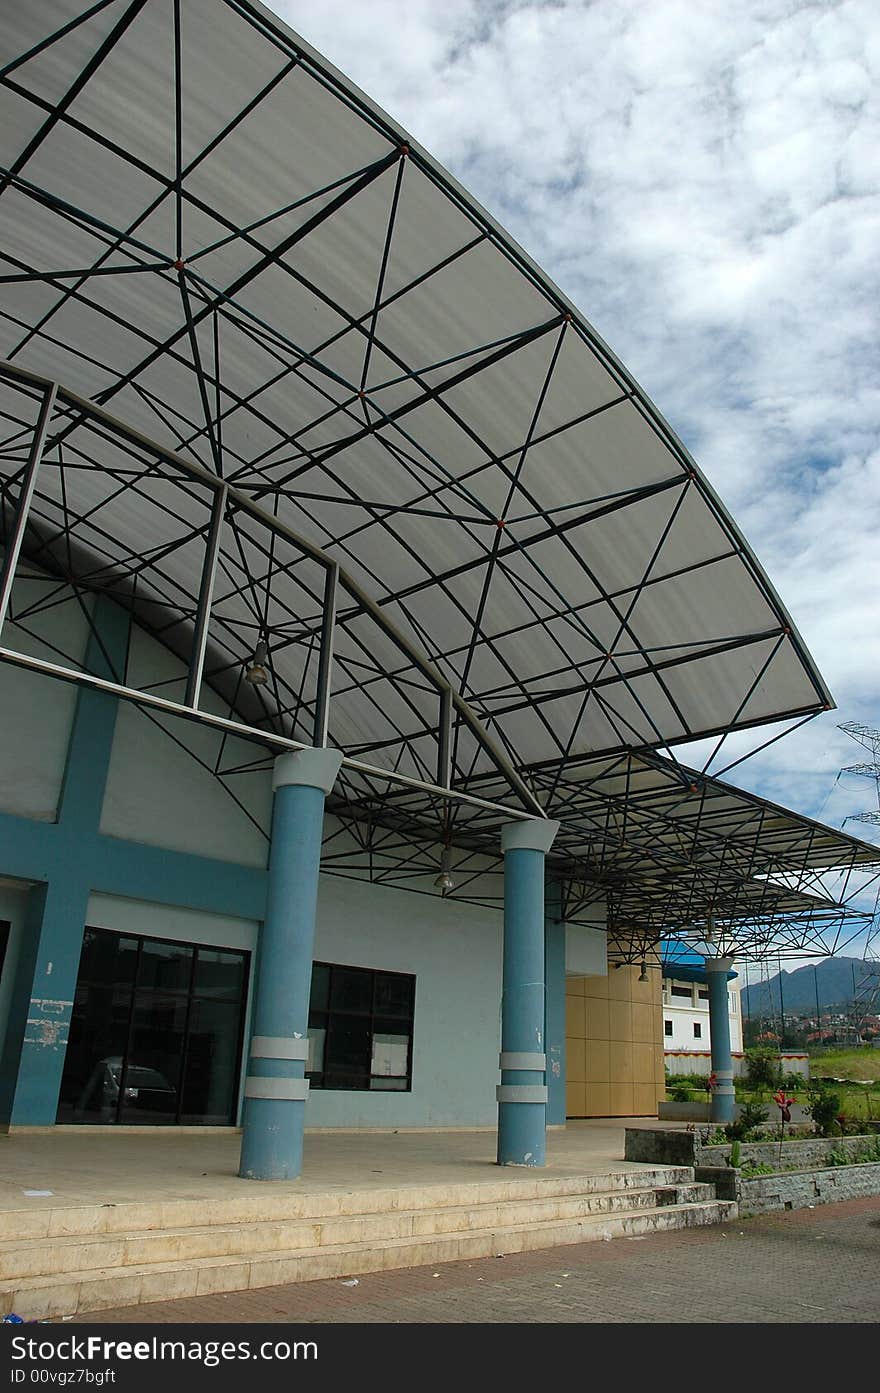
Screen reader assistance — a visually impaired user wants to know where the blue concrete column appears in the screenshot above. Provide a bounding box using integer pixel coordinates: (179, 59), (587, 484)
(0, 594), (129, 1127)
(544, 878), (567, 1127)
(497, 817), (560, 1166)
(0, 877), (91, 1125)
(705, 956), (736, 1124)
(239, 747), (342, 1181)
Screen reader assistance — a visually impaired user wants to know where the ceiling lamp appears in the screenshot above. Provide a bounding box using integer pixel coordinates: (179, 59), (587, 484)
(433, 845), (454, 895)
(245, 637), (270, 687)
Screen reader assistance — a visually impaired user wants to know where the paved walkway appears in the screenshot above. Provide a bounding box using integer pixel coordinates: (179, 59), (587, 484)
(70, 1195), (880, 1324)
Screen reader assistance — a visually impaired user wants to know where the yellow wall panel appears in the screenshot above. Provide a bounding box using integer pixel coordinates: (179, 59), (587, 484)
(566, 1081), (586, 1117)
(565, 962), (663, 1118)
(584, 997), (610, 1041)
(634, 1082), (659, 1115)
(584, 1040), (610, 1083)
(567, 1037), (586, 1084)
(608, 1082), (634, 1114)
(608, 999), (632, 1041)
(631, 1042), (655, 1084)
(606, 966), (632, 1000)
(631, 1001), (657, 1043)
(585, 1083), (610, 1115)
(566, 995), (586, 1039)
(609, 1041), (634, 1082)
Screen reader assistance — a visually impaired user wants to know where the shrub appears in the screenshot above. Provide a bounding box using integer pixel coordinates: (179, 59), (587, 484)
(724, 1098), (770, 1141)
(806, 1082), (842, 1137)
(667, 1081), (693, 1102)
(780, 1069), (805, 1093)
(744, 1046), (781, 1092)
(740, 1161), (776, 1177)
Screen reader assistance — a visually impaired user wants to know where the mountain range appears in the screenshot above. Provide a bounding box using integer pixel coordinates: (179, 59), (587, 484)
(741, 956), (880, 1018)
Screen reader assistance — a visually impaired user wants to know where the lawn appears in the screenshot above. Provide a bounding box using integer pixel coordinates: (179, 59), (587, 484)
(808, 1047), (880, 1082)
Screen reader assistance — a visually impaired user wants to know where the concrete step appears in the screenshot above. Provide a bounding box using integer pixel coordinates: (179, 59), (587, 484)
(2, 1198), (737, 1320)
(0, 1166), (695, 1243)
(0, 1183), (712, 1280)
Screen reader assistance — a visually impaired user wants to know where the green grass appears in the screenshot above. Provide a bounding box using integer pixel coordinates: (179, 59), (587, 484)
(808, 1047), (880, 1082)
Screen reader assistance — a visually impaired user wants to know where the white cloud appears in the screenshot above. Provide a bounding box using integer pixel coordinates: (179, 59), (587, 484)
(275, 0), (880, 839)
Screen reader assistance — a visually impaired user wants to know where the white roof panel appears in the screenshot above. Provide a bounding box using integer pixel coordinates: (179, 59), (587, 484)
(0, 0), (832, 787)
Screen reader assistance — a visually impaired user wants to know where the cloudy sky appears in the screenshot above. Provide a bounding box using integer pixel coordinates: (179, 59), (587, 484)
(275, 0), (879, 853)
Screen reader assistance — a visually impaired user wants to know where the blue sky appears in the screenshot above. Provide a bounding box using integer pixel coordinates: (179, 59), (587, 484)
(275, 0), (879, 850)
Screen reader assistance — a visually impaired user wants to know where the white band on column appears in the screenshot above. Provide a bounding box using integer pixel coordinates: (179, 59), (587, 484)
(500, 1052), (546, 1071)
(250, 1036), (309, 1061)
(245, 1076), (310, 1101)
(496, 1084), (548, 1103)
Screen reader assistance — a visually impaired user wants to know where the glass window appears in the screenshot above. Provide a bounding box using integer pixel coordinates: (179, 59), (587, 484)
(307, 961), (415, 1092)
(137, 938), (193, 994)
(192, 947), (246, 1001)
(77, 929), (139, 988)
(330, 966), (372, 1014)
(671, 984), (691, 998)
(664, 1019), (673, 1036)
(58, 929), (249, 1126)
(693, 1022), (702, 1039)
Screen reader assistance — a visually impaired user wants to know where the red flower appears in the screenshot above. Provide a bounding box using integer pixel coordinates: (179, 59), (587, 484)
(707, 1072), (717, 1092)
(773, 1089), (794, 1122)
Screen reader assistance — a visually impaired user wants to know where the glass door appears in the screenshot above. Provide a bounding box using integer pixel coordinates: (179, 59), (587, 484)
(58, 928), (249, 1125)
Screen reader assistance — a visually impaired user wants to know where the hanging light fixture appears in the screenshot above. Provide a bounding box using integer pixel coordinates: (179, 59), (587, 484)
(245, 636), (270, 686)
(638, 960), (649, 983)
(433, 844), (454, 895)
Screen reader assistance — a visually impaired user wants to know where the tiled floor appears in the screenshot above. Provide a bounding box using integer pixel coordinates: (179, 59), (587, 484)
(0, 1118), (673, 1217)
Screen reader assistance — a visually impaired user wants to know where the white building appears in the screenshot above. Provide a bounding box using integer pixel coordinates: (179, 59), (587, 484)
(662, 966), (743, 1056)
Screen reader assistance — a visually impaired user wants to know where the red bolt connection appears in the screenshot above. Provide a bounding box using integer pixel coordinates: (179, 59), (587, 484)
(173, 258), (186, 272)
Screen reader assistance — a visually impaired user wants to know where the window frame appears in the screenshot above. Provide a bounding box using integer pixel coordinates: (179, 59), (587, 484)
(307, 960), (415, 1093)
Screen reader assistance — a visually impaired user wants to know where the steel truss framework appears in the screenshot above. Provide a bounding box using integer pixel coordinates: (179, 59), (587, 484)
(0, 0), (876, 966)
(837, 723), (880, 1030)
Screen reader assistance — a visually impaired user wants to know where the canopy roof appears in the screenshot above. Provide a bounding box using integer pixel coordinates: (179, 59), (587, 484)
(1, 2), (874, 959)
(0, 0), (832, 783)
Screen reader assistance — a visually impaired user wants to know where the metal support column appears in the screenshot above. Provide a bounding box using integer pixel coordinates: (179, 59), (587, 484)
(497, 817), (560, 1166)
(239, 747), (342, 1181)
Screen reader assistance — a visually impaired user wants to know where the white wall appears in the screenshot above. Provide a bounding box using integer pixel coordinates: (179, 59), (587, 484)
(0, 573), (89, 821)
(662, 976), (743, 1052)
(100, 627), (273, 868)
(309, 873), (502, 1128)
(565, 923), (607, 977)
(84, 876), (505, 1130)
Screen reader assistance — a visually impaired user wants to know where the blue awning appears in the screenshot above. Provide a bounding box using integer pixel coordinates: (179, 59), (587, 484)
(661, 939), (737, 982)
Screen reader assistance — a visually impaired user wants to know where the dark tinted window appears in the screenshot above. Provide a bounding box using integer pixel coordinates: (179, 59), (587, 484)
(308, 962), (415, 1092)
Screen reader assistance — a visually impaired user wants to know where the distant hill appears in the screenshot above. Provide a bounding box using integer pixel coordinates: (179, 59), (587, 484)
(741, 956), (880, 1018)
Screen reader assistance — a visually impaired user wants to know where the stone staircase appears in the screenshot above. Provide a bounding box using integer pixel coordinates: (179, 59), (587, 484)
(0, 1166), (736, 1319)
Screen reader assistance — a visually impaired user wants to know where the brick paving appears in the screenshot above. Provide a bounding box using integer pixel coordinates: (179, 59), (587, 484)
(69, 1195), (880, 1324)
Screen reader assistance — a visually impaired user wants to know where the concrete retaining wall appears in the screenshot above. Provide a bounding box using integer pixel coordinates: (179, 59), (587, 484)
(625, 1128), (878, 1170)
(694, 1161), (880, 1215)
